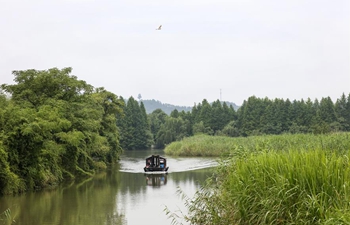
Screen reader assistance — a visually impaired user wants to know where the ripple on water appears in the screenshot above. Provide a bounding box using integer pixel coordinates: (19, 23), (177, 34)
(119, 155), (218, 173)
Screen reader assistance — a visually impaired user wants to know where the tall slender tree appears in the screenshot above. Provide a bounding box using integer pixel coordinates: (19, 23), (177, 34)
(335, 93), (350, 131)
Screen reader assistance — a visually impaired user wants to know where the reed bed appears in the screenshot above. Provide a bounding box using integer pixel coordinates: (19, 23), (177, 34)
(164, 133), (350, 157)
(167, 133), (350, 224)
(215, 149), (350, 224)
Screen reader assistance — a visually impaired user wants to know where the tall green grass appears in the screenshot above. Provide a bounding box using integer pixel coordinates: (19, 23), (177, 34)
(0, 208), (15, 225)
(164, 133), (350, 157)
(167, 133), (350, 224)
(217, 150), (350, 224)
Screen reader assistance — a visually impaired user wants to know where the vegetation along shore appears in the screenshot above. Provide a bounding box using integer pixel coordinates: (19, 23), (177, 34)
(166, 133), (350, 224)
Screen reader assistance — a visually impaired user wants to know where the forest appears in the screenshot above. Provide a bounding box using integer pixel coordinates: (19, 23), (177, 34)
(126, 92), (350, 150)
(1, 67), (349, 194)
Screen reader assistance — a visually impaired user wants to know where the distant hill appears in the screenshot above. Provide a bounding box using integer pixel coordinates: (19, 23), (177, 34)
(141, 99), (240, 115)
(220, 101), (240, 111)
(141, 99), (192, 114)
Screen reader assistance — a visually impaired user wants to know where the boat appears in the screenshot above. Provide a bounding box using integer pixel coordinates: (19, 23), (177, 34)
(144, 155), (169, 173)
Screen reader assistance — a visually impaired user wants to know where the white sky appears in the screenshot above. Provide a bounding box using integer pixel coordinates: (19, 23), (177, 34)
(0, 0), (349, 106)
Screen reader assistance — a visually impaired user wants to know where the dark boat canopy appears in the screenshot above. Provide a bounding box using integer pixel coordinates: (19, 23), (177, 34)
(144, 155), (169, 172)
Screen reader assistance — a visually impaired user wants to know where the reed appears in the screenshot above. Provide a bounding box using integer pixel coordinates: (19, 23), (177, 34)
(169, 133), (350, 224)
(0, 208), (14, 225)
(164, 134), (251, 157)
(164, 133), (350, 157)
(216, 149), (350, 224)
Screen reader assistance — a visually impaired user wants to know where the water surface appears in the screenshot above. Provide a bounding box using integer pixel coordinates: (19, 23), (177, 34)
(0, 149), (217, 225)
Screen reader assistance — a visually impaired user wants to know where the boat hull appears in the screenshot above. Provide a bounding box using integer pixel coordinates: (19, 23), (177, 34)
(144, 167), (169, 173)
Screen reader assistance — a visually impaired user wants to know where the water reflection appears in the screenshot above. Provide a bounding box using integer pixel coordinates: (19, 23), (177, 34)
(0, 168), (126, 225)
(0, 150), (217, 225)
(145, 174), (168, 186)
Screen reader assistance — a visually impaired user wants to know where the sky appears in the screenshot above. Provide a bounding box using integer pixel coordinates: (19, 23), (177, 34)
(0, 0), (349, 107)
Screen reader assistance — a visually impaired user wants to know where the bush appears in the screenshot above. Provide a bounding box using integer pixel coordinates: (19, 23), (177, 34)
(0, 145), (25, 195)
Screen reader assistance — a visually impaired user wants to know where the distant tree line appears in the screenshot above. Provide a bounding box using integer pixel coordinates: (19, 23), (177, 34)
(236, 95), (350, 136)
(119, 94), (350, 149)
(140, 99), (239, 114)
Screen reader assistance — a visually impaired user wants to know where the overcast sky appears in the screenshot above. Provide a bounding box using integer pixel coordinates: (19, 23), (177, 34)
(0, 0), (349, 106)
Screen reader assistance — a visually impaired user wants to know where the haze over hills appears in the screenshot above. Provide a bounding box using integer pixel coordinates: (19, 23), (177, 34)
(141, 99), (240, 115)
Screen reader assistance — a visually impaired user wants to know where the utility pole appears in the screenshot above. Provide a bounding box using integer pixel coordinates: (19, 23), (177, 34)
(220, 89), (222, 102)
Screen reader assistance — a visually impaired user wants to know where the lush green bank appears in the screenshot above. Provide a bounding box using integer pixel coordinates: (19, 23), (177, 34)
(0, 68), (124, 195)
(164, 132), (350, 157)
(166, 133), (350, 224)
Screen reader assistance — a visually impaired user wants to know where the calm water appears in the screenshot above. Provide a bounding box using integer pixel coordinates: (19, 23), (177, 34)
(0, 150), (217, 225)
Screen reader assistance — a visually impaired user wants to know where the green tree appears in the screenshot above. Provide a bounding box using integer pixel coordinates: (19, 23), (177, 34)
(156, 117), (189, 148)
(318, 97), (336, 124)
(0, 68), (123, 193)
(218, 121), (239, 137)
(170, 109), (179, 118)
(260, 98), (281, 134)
(236, 96), (266, 136)
(211, 100), (225, 133)
(148, 109), (168, 148)
(192, 121), (213, 135)
(178, 110), (193, 136)
(91, 88), (124, 162)
(198, 99), (212, 129)
(118, 97), (153, 150)
(335, 93), (350, 131)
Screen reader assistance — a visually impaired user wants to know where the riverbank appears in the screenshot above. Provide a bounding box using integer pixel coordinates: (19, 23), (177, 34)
(164, 132), (350, 157)
(166, 132), (350, 224)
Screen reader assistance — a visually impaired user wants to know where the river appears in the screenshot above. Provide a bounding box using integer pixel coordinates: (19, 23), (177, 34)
(0, 149), (218, 225)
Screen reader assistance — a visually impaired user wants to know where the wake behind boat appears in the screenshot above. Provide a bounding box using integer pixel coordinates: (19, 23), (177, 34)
(144, 155), (169, 173)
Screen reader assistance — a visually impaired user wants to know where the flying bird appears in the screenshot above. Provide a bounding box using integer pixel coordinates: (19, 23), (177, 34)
(156, 25), (162, 30)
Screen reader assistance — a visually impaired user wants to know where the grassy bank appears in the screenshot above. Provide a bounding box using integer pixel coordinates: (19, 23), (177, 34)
(167, 133), (350, 224)
(164, 133), (350, 157)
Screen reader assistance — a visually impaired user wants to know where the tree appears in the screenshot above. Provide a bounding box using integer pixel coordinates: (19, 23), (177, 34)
(92, 88), (124, 162)
(198, 99), (212, 129)
(192, 121), (213, 135)
(219, 121), (239, 137)
(335, 93), (350, 131)
(1, 67), (93, 108)
(170, 109), (179, 118)
(318, 97), (336, 124)
(118, 97), (153, 150)
(148, 109), (168, 148)
(0, 68), (124, 193)
(211, 100), (225, 133)
(236, 96), (266, 136)
(156, 117), (189, 148)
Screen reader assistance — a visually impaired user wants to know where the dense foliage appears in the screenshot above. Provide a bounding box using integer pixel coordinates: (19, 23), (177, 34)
(149, 99), (236, 148)
(149, 94), (350, 148)
(0, 68), (123, 194)
(166, 133), (350, 224)
(117, 96), (153, 150)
